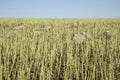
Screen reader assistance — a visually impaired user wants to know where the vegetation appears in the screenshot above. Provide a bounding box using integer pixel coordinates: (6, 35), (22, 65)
(0, 18), (120, 80)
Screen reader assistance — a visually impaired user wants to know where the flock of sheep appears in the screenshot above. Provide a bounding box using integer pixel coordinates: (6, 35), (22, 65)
(73, 30), (113, 43)
(7, 22), (113, 43)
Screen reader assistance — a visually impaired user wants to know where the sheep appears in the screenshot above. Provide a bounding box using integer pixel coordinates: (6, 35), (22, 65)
(104, 30), (112, 39)
(72, 32), (91, 43)
(7, 29), (19, 37)
(71, 22), (78, 27)
(64, 22), (78, 29)
(14, 23), (24, 30)
(73, 32), (86, 43)
(85, 32), (91, 40)
(14, 25), (24, 30)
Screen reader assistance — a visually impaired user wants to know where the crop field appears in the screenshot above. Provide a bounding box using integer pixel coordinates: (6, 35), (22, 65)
(0, 18), (120, 80)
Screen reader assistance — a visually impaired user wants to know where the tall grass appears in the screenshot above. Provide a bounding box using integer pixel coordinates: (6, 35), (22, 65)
(0, 18), (120, 80)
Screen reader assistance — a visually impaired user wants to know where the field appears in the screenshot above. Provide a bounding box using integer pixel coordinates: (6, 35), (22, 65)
(0, 18), (120, 80)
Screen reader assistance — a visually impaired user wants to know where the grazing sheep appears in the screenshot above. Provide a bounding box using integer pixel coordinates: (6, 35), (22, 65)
(73, 32), (91, 43)
(34, 30), (43, 36)
(73, 32), (86, 43)
(7, 29), (18, 37)
(85, 32), (91, 40)
(14, 23), (24, 30)
(104, 30), (112, 39)
(71, 22), (78, 27)
(64, 22), (78, 28)
(17, 22), (23, 26)
(14, 25), (24, 30)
